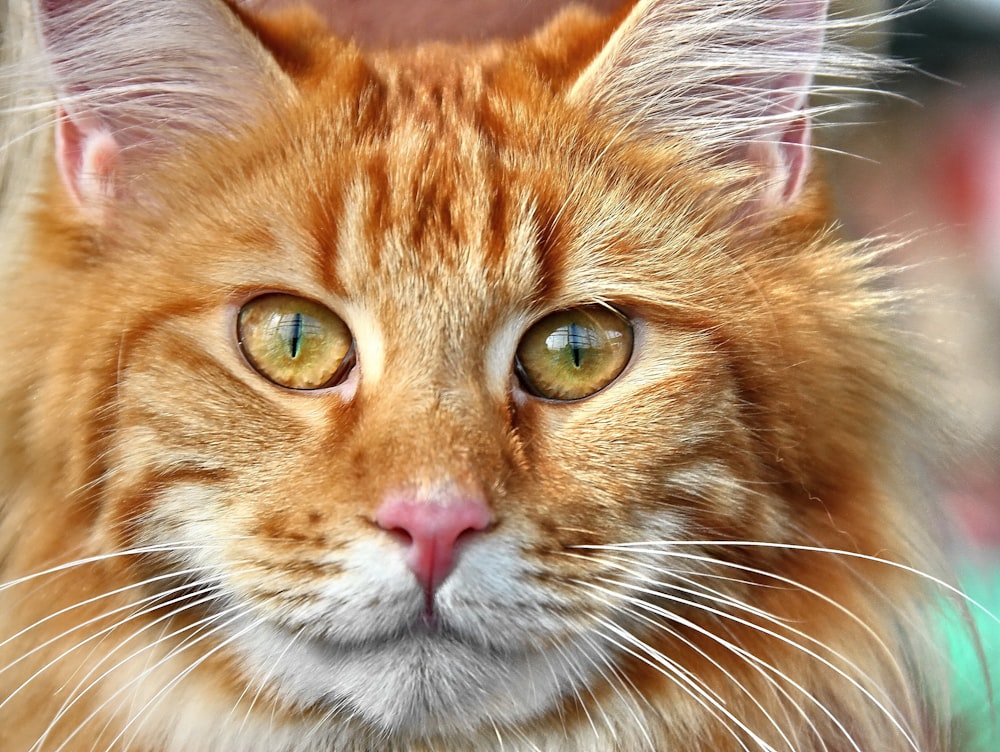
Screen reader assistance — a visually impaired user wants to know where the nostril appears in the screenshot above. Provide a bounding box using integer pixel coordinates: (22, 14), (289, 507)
(375, 494), (492, 595)
(455, 526), (480, 544)
(383, 525), (413, 546)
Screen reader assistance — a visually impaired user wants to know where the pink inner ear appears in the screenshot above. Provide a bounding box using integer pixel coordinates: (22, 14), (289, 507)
(757, 0), (827, 203)
(743, 109), (814, 205)
(56, 106), (121, 210)
(778, 114), (812, 203)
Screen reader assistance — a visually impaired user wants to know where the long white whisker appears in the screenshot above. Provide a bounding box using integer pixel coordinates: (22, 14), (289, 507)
(586, 578), (812, 751)
(578, 541), (1000, 626)
(109, 614), (268, 752)
(0, 564), (211, 657)
(26, 587), (232, 752)
(627, 569), (854, 751)
(568, 543), (938, 708)
(581, 550), (889, 683)
(573, 628), (667, 750)
(616, 587), (807, 751)
(489, 718), (506, 751)
(0, 542), (215, 594)
(231, 625), (302, 736)
(589, 614), (768, 752)
(38, 602), (247, 752)
(0, 579), (224, 713)
(581, 575), (860, 751)
(544, 637), (610, 744)
(579, 576), (915, 751)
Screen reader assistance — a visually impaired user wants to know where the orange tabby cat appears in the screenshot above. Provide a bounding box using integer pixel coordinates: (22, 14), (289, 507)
(0, 0), (958, 750)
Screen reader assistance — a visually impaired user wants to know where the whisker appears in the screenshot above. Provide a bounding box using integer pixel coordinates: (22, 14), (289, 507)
(578, 576), (915, 751)
(589, 614), (768, 752)
(120, 604), (180, 749)
(36, 601), (247, 752)
(297, 648), (371, 746)
(578, 540), (1000, 626)
(24, 586), (231, 752)
(0, 564), (210, 656)
(489, 718), (506, 751)
(231, 624), (302, 735)
(637, 572), (847, 752)
(107, 614), (268, 752)
(544, 636), (606, 744)
(0, 541), (217, 594)
(567, 543), (941, 708)
(581, 576), (861, 751)
(589, 580), (808, 752)
(0, 578), (225, 712)
(580, 550), (888, 684)
(571, 629), (660, 750)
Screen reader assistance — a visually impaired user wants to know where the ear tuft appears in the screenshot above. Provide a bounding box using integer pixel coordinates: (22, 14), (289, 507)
(34, 0), (295, 216)
(570, 0), (883, 206)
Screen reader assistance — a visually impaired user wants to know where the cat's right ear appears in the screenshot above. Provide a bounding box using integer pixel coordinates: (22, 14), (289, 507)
(34, 0), (295, 220)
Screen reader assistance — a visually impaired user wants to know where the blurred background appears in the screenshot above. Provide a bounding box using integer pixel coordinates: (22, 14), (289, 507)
(829, 0), (1000, 564)
(827, 1), (1000, 747)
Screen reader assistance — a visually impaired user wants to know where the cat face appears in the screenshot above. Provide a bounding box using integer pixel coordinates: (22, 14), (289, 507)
(0, 1), (943, 750)
(88, 51), (772, 735)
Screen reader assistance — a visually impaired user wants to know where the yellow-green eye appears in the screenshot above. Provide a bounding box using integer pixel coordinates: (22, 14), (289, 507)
(238, 294), (353, 390)
(515, 306), (633, 401)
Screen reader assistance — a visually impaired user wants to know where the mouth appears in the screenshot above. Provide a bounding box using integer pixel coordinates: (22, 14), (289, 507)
(297, 612), (497, 658)
(228, 605), (596, 739)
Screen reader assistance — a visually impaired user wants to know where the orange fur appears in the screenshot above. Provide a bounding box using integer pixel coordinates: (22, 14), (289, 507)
(0, 2), (955, 750)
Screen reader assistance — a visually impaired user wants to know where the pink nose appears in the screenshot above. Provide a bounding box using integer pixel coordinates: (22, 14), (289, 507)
(375, 494), (492, 594)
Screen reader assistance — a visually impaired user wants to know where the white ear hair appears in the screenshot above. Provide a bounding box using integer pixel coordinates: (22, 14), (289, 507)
(1, 0), (47, 254)
(570, 0), (885, 206)
(33, 0), (294, 215)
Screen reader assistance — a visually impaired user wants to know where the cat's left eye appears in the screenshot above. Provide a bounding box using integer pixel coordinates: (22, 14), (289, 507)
(237, 294), (354, 390)
(515, 306), (633, 401)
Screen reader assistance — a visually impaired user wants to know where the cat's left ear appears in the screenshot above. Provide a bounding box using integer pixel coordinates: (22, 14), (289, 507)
(34, 0), (296, 221)
(570, 0), (830, 206)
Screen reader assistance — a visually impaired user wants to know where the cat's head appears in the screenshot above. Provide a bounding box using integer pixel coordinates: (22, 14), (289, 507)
(5, 0), (928, 747)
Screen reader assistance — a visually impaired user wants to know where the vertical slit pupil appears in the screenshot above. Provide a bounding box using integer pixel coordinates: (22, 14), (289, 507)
(568, 322), (583, 368)
(289, 312), (304, 359)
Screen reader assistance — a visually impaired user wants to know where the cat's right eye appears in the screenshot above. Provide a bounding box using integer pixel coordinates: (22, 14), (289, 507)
(237, 294), (354, 390)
